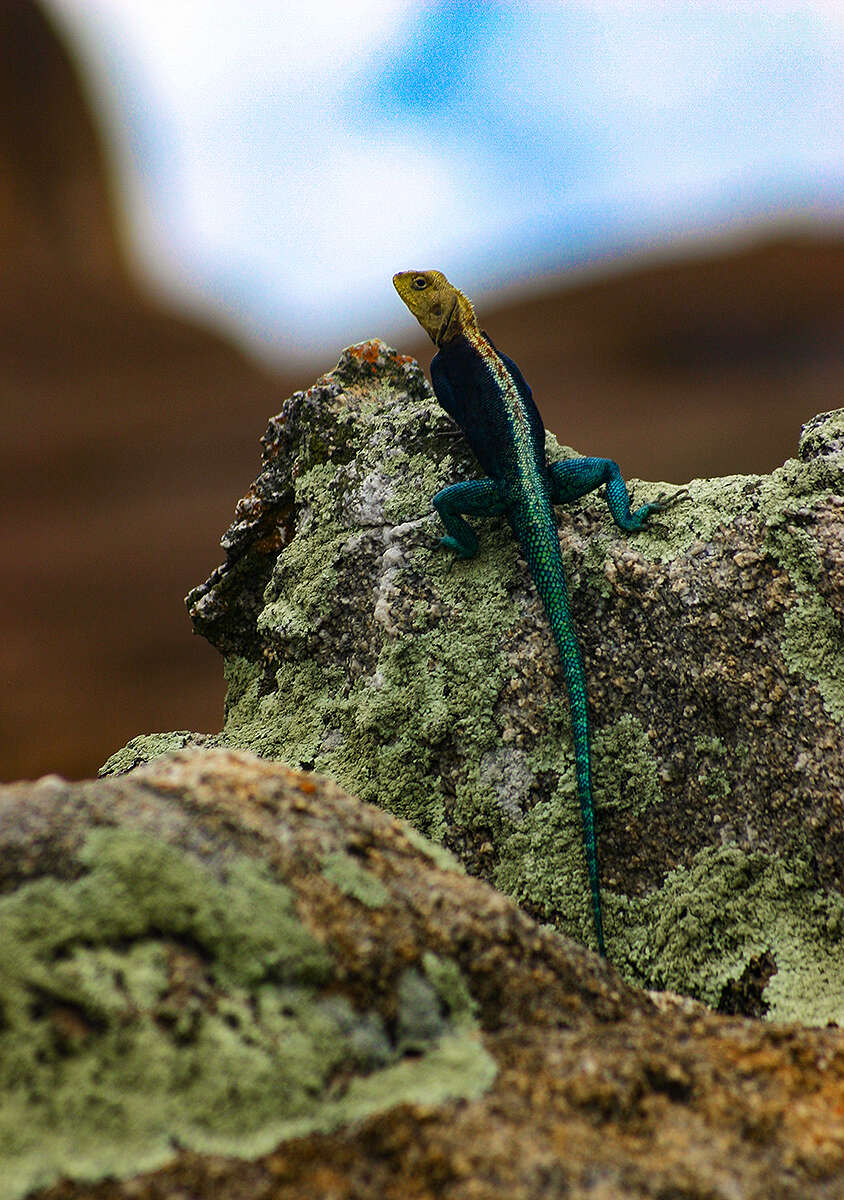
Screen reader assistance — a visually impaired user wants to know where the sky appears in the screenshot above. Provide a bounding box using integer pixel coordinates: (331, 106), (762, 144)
(46, 0), (844, 361)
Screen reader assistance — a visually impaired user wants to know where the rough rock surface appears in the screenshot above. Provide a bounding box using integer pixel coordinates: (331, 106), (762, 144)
(103, 342), (844, 1024)
(3, 749), (844, 1200)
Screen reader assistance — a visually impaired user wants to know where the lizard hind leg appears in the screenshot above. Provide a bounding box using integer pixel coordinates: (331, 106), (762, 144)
(433, 478), (506, 559)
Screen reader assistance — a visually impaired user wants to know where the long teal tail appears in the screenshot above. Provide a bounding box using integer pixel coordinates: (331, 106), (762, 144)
(510, 496), (606, 956)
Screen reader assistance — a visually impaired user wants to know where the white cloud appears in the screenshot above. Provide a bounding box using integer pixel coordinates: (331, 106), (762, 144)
(50, 0), (415, 98)
(47, 0), (433, 351)
(44, 0), (844, 358)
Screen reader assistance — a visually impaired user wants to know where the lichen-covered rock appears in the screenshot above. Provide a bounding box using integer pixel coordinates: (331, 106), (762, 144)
(103, 342), (844, 1023)
(0, 750), (493, 1200)
(4, 749), (844, 1200)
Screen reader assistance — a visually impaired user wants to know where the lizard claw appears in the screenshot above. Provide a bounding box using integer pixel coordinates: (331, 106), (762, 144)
(651, 486), (690, 512)
(629, 487), (689, 532)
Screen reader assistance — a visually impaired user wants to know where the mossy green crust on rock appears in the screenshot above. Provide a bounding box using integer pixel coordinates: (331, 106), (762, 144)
(8, 750), (844, 1200)
(618, 843), (844, 1023)
(0, 752), (494, 1200)
(105, 345), (844, 1023)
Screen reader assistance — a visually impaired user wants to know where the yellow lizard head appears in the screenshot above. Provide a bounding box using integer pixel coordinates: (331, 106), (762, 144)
(392, 269), (478, 346)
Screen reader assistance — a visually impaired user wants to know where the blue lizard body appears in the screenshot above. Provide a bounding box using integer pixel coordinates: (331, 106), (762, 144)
(393, 270), (682, 956)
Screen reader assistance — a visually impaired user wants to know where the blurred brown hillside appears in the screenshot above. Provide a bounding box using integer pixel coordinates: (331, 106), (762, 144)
(0, 1), (296, 782)
(475, 233), (844, 486)
(3, 1), (843, 781)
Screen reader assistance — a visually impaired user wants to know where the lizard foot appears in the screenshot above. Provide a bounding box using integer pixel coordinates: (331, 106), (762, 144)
(440, 535), (477, 560)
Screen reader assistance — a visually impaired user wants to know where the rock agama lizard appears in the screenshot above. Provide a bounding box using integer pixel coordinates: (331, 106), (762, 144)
(393, 268), (685, 956)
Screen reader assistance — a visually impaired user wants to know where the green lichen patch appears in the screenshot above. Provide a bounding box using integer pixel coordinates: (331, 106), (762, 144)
(100, 731), (219, 776)
(781, 590), (844, 723)
(797, 407), (844, 461)
(615, 843), (844, 1025)
(594, 714), (664, 816)
(398, 824), (465, 874)
(321, 850), (389, 908)
(768, 506), (844, 725)
(0, 826), (495, 1200)
(222, 523), (520, 845)
(762, 468), (844, 727)
(225, 655), (343, 765)
(494, 773), (595, 949)
(488, 714), (663, 952)
(421, 951), (479, 1029)
(580, 472), (759, 568)
(330, 1028), (496, 1119)
(692, 735), (732, 801)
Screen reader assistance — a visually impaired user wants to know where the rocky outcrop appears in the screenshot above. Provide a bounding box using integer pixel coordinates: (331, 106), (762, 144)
(5, 1), (844, 783)
(103, 342), (844, 1025)
(3, 748), (844, 1199)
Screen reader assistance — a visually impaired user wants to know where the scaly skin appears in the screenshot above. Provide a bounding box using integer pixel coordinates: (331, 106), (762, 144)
(394, 269), (686, 956)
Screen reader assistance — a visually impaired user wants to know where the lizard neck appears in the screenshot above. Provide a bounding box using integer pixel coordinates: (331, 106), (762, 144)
(437, 286), (479, 346)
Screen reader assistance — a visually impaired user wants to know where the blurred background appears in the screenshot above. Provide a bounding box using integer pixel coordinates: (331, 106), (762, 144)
(2, 0), (843, 781)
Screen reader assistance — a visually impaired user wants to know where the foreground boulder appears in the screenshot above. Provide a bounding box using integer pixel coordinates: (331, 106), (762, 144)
(2, 749), (844, 1199)
(104, 342), (844, 1022)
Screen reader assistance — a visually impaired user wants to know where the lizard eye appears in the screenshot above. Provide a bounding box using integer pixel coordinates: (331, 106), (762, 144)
(411, 276), (428, 290)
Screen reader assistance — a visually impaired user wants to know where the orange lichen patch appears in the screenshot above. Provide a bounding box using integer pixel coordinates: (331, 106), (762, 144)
(716, 1030), (844, 1086)
(255, 528), (287, 555)
(348, 340), (383, 365)
(697, 1028), (844, 1173)
(342, 340), (417, 368)
(716, 1035), (789, 1078)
